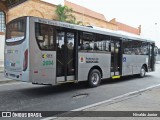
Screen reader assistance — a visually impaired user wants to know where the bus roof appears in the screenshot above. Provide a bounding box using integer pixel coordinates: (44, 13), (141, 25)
(18, 16), (155, 43)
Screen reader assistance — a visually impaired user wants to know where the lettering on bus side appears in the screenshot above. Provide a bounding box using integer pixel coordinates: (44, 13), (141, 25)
(43, 60), (54, 66)
(86, 57), (99, 63)
(79, 57), (99, 63)
(7, 50), (18, 54)
(38, 19), (74, 29)
(42, 54), (53, 58)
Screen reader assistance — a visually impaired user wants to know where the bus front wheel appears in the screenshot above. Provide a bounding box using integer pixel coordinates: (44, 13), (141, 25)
(88, 69), (101, 87)
(139, 67), (146, 78)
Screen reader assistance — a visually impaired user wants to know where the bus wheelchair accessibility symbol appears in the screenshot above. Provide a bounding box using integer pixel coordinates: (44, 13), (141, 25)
(123, 57), (126, 62)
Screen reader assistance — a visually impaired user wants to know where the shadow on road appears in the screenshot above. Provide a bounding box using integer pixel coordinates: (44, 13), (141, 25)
(19, 74), (154, 97)
(101, 74), (153, 85)
(20, 82), (88, 97)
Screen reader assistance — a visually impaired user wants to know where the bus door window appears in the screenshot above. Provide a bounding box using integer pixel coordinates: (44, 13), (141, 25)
(150, 44), (153, 56)
(111, 42), (115, 72)
(67, 32), (75, 75)
(115, 42), (120, 71)
(56, 31), (75, 78)
(149, 43), (155, 71)
(111, 38), (121, 75)
(56, 31), (65, 76)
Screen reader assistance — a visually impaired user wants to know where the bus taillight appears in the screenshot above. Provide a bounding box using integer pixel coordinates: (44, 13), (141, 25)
(23, 49), (28, 71)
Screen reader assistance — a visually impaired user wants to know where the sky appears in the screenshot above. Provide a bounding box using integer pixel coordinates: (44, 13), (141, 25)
(45, 0), (160, 47)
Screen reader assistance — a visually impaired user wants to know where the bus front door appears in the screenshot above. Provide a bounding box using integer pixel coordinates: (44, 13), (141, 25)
(148, 43), (155, 71)
(56, 31), (76, 83)
(111, 40), (122, 78)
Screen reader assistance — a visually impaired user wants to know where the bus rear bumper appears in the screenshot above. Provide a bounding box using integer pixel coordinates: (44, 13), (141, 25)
(4, 70), (30, 82)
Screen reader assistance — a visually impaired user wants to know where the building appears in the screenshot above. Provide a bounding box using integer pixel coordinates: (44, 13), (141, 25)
(0, 0), (7, 66)
(0, 0), (141, 32)
(0, 0), (141, 65)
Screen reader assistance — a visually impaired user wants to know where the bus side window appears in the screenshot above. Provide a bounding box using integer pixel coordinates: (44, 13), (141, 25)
(78, 38), (83, 50)
(35, 23), (56, 51)
(37, 36), (43, 41)
(43, 35), (48, 48)
(94, 34), (110, 52)
(105, 41), (109, 51)
(111, 42), (114, 53)
(123, 40), (133, 54)
(79, 32), (94, 51)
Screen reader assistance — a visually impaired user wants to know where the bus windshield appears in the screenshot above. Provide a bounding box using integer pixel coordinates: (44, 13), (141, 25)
(6, 17), (26, 45)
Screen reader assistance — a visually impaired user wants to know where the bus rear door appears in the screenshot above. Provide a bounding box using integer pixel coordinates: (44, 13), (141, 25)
(148, 43), (155, 71)
(111, 38), (122, 78)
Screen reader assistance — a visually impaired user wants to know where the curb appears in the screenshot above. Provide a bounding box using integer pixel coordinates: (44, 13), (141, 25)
(42, 84), (160, 120)
(72, 84), (160, 112)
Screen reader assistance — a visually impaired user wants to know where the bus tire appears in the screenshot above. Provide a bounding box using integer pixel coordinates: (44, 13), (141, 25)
(88, 69), (101, 87)
(139, 66), (146, 78)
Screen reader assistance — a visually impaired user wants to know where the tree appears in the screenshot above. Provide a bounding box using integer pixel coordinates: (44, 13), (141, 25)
(55, 4), (73, 22)
(68, 16), (83, 25)
(55, 4), (83, 25)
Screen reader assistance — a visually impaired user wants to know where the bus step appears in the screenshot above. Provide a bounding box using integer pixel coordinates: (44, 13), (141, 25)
(112, 76), (121, 79)
(57, 80), (78, 84)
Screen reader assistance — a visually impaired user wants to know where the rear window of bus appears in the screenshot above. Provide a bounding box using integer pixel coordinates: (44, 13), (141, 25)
(6, 17), (26, 45)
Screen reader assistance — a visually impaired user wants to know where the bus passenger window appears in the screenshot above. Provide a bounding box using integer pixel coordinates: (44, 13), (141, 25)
(37, 36), (43, 41)
(94, 34), (110, 52)
(123, 40), (133, 54)
(105, 41), (110, 51)
(79, 32), (94, 51)
(83, 42), (91, 50)
(35, 23), (56, 51)
(94, 43), (99, 50)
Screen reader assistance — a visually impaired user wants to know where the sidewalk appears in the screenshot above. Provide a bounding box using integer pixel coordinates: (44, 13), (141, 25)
(0, 67), (17, 84)
(0, 67), (4, 73)
(0, 60), (4, 73)
(53, 85), (160, 120)
(0, 72), (17, 84)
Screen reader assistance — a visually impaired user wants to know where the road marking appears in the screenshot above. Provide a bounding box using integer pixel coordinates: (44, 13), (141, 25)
(41, 83), (160, 120)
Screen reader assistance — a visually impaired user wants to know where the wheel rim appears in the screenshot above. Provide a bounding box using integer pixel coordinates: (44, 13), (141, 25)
(91, 73), (99, 85)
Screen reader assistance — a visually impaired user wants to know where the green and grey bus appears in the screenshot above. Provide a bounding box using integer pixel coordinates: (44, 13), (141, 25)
(4, 16), (157, 87)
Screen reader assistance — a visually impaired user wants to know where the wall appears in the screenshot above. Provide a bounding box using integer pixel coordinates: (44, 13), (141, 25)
(7, 0), (58, 22)
(117, 22), (141, 35)
(65, 0), (118, 30)
(0, 35), (4, 67)
(0, 1), (6, 67)
(6, 0), (118, 30)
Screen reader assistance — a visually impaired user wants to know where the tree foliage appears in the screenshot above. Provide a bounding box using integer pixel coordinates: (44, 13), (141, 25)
(55, 4), (83, 25)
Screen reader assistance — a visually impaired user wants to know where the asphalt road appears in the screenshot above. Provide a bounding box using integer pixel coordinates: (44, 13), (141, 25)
(0, 64), (160, 117)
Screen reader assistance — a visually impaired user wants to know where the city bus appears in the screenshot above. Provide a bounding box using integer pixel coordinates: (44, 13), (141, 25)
(4, 16), (157, 87)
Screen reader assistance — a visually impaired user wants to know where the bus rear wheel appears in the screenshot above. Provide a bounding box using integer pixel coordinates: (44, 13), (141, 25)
(88, 69), (101, 87)
(139, 66), (146, 78)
